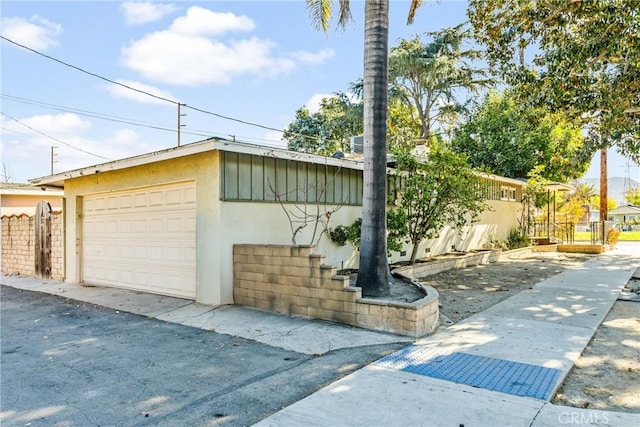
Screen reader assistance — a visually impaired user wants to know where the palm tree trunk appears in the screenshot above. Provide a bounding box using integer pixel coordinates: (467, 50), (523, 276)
(355, 0), (391, 297)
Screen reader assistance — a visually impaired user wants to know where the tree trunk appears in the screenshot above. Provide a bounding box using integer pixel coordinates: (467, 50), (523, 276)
(409, 239), (421, 265)
(599, 147), (608, 221)
(355, 0), (391, 297)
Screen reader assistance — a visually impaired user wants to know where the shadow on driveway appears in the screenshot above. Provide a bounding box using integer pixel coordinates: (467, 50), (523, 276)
(1, 286), (405, 426)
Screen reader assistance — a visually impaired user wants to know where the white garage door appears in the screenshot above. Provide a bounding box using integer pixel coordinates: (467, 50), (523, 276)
(82, 181), (196, 298)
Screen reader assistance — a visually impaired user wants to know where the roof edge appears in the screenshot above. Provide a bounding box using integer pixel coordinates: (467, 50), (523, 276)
(29, 138), (366, 188)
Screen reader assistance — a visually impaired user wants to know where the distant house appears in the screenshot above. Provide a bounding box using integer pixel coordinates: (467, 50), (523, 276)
(608, 204), (640, 229)
(30, 138), (525, 305)
(0, 183), (63, 216)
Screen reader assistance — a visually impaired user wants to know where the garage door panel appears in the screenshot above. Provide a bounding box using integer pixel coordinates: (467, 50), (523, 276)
(82, 182), (196, 299)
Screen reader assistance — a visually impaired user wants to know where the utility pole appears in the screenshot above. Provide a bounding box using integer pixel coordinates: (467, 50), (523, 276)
(177, 103), (186, 147)
(50, 146), (57, 175)
(599, 147), (608, 221)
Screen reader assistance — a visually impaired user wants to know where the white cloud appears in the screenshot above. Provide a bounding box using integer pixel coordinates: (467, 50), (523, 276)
(304, 92), (361, 114)
(120, 6), (327, 86)
(106, 80), (178, 105)
(51, 129), (166, 174)
(305, 93), (334, 114)
(21, 113), (92, 137)
(261, 130), (286, 147)
(120, 2), (178, 25)
(122, 31), (295, 85)
(291, 48), (335, 64)
(0, 15), (61, 50)
(169, 6), (254, 36)
(1, 115), (171, 181)
(109, 129), (139, 145)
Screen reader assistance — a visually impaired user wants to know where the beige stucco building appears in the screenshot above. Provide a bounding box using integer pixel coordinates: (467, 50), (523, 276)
(31, 138), (525, 305)
(0, 183), (63, 216)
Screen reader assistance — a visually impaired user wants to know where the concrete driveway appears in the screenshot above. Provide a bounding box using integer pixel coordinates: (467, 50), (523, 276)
(1, 286), (406, 426)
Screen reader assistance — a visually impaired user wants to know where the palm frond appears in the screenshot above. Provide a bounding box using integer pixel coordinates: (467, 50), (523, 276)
(407, 0), (424, 25)
(306, 0), (333, 32)
(337, 0), (353, 27)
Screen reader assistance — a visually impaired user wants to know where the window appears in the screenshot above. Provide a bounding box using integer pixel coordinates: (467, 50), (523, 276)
(500, 185), (517, 202)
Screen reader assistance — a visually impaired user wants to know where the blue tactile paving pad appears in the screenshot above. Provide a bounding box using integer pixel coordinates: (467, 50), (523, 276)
(376, 345), (561, 400)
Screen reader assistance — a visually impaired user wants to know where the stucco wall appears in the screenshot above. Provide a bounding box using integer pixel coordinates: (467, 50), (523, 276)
(1, 194), (63, 216)
(1, 213), (63, 280)
(62, 151), (221, 305)
(219, 198), (521, 304)
(219, 201), (362, 303)
(59, 149), (524, 306)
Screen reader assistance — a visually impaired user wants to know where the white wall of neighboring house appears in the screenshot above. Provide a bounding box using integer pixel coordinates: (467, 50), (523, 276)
(0, 188), (64, 216)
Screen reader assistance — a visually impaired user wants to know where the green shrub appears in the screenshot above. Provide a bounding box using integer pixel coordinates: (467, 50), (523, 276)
(506, 228), (530, 250)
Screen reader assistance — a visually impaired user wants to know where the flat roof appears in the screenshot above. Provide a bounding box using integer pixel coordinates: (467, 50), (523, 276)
(1, 183), (64, 196)
(29, 137), (527, 189)
(29, 138), (365, 189)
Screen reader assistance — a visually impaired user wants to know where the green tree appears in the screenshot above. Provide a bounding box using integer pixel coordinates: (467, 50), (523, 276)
(625, 188), (640, 206)
(588, 195), (617, 212)
(468, 0), (639, 157)
(392, 146), (488, 264)
(468, 0), (640, 220)
(387, 97), (421, 152)
(284, 92), (363, 155)
(389, 25), (491, 146)
(451, 91), (589, 181)
(321, 92), (363, 151)
(571, 182), (597, 205)
(306, 0), (424, 297)
(283, 107), (330, 154)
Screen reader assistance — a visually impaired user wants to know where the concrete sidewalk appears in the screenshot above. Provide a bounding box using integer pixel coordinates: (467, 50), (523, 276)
(0, 274), (411, 356)
(257, 243), (640, 427)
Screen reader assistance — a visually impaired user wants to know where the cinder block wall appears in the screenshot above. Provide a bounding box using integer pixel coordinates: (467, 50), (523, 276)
(50, 214), (63, 280)
(356, 297), (439, 337)
(233, 244), (441, 337)
(1, 213), (63, 280)
(2, 214), (35, 276)
(233, 244), (361, 325)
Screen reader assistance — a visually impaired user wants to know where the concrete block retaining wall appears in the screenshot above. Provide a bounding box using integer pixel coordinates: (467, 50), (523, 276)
(557, 244), (606, 254)
(233, 244), (440, 337)
(233, 245), (360, 325)
(392, 249), (501, 279)
(1, 213), (63, 280)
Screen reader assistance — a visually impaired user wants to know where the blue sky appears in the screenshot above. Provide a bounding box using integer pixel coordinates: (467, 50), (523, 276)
(1, 0), (637, 184)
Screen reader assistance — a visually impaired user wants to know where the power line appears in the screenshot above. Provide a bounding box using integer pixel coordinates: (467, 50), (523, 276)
(1, 35), (281, 132)
(0, 35), (364, 152)
(0, 126), (34, 137)
(183, 104), (285, 134)
(2, 35), (340, 148)
(1, 36), (178, 106)
(3, 94), (166, 127)
(1, 94), (223, 140)
(0, 112), (110, 160)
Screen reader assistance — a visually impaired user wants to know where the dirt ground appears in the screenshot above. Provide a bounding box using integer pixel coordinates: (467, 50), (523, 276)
(417, 252), (640, 413)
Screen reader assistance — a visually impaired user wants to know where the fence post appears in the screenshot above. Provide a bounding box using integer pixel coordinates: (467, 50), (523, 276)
(34, 201), (52, 279)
